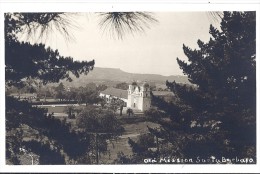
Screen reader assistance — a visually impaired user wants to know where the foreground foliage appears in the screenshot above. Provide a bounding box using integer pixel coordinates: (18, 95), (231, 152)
(6, 96), (91, 164)
(5, 13), (95, 87)
(5, 12), (157, 164)
(129, 11), (256, 164)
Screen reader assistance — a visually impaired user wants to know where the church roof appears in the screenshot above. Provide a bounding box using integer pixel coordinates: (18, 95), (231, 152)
(100, 87), (128, 99)
(101, 88), (174, 99)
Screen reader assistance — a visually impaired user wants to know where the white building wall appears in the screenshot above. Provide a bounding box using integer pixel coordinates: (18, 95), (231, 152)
(127, 85), (133, 108)
(138, 96), (143, 111)
(126, 84), (151, 111)
(100, 93), (127, 105)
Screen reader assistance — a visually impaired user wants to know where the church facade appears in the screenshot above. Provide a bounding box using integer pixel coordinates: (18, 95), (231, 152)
(100, 82), (151, 112)
(127, 82), (151, 111)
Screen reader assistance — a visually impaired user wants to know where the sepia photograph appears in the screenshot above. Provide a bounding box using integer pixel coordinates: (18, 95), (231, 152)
(1, 1), (259, 173)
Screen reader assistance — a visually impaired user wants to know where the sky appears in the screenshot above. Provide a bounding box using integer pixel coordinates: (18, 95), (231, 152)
(1, 3), (260, 173)
(23, 12), (220, 76)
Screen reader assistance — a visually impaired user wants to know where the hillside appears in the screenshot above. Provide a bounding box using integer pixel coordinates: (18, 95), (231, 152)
(61, 67), (189, 87)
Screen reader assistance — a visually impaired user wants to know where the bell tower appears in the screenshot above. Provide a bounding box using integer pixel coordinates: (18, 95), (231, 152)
(140, 82), (151, 111)
(127, 84), (133, 108)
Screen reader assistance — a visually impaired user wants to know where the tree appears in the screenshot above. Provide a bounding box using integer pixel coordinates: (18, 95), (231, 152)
(126, 108), (134, 117)
(37, 87), (52, 102)
(149, 84), (157, 91)
(115, 82), (128, 90)
(97, 84), (108, 92)
(5, 12), (157, 164)
(22, 140), (66, 164)
(121, 133), (158, 164)
(5, 13), (95, 87)
(6, 96), (91, 164)
(99, 97), (107, 109)
(142, 11), (256, 163)
(5, 13), (94, 164)
(98, 12), (157, 39)
(55, 82), (65, 92)
(144, 107), (165, 121)
(77, 86), (101, 105)
(76, 106), (124, 163)
(64, 105), (77, 119)
(108, 98), (125, 115)
(54, 82), (66, 101)
(64, 89), (77, 102)
(55, 91), (65, 101)
(85, 82), (97, 91)
(21, 85), (36, 94)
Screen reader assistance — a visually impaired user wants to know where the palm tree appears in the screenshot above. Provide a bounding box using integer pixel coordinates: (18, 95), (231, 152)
(64, 105), (76, 119)
(126, 108), (133, 117)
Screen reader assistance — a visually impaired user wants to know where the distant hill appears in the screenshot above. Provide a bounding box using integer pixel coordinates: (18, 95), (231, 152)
(61, 67), (190, 87)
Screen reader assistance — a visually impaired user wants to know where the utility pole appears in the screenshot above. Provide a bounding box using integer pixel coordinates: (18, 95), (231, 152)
(19, 148), (34, 165)
(156, 136), (159, 154)
(87, 132), (114, 164)
(95, 133), (99, 164)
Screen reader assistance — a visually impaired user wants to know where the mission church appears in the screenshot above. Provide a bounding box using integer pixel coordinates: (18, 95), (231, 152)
(100, 82), (151, 111)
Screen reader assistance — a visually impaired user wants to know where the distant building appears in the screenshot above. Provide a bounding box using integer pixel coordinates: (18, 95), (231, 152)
(9, 93), (37, 101)
(127, 82), (151, 111)
(100, 83), (150, 111)
(100, 82), (174, 112)
(99, 87), (128, 106)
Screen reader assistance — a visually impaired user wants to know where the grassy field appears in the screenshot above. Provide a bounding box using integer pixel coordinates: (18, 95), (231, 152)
(37, 105), (141, 117)
(31, 104), (158, 164)
(99, 120), (159, 164)
(36, 105), (86, 116)
(42, 105), (67, 113)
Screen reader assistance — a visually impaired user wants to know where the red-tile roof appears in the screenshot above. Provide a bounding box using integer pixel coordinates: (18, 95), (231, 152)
(100, 88), (128, 99)
(101, 88), (174, 99)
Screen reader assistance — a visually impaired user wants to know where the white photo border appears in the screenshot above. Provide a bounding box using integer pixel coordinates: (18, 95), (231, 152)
(0, 0), (259, 173)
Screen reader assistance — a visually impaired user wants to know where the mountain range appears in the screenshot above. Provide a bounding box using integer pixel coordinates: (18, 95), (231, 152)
(61, 67), (190, 87)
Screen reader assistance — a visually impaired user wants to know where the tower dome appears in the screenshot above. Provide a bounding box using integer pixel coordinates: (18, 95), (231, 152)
(132, 81), (138, 86)
(143, 82), (149, 88)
